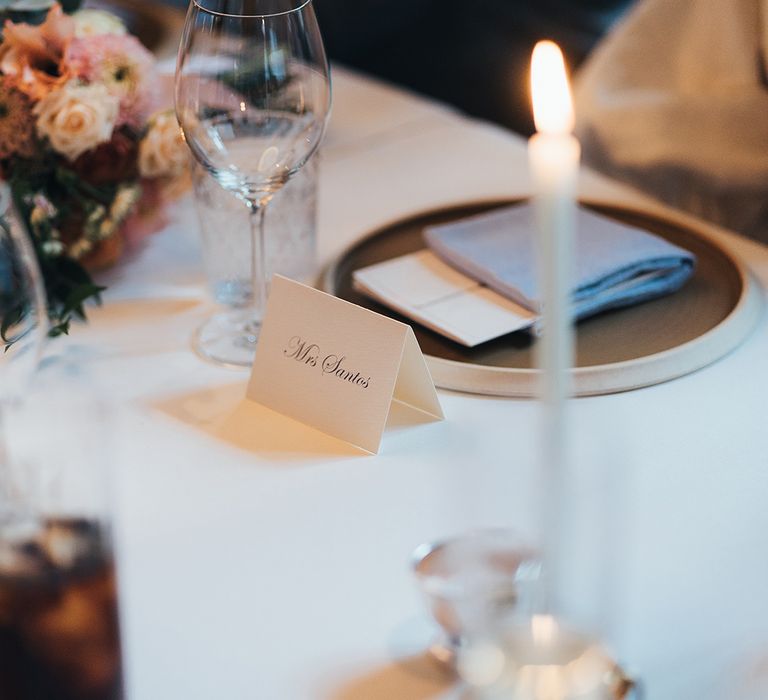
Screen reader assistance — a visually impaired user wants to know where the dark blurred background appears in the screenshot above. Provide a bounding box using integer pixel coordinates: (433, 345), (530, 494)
(312, 0), (634, 135)
(158, 0), (635, 135)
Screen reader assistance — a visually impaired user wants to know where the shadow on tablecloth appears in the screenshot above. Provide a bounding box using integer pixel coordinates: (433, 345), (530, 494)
(152, 382), (364, 460)
(322, 653), (454, 700)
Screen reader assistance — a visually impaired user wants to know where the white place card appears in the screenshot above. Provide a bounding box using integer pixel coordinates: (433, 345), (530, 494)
(247, 276), (444, 454)
(353, 250), (536, 346)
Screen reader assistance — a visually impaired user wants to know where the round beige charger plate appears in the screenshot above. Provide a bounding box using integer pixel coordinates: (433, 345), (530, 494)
(323, 200), (763, 397)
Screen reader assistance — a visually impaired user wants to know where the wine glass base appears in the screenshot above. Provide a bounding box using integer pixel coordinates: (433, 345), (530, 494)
(192, 308), (262, 369)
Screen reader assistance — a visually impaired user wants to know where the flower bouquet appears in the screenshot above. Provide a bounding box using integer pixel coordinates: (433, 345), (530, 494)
(0, 2), (188, 339)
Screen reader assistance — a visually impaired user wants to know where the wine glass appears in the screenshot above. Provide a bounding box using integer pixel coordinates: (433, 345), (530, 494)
(175, 0), (331, 367)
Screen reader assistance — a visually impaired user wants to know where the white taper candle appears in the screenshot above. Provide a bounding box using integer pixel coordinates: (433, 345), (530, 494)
(528, 40), (580, 615)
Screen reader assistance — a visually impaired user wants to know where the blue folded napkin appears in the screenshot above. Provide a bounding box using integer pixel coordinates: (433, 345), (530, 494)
(423, 203), (696, 320)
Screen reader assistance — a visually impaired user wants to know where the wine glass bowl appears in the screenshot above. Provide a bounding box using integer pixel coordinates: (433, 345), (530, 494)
(176, 0), (331, 366)
(178, 54), (328, 201)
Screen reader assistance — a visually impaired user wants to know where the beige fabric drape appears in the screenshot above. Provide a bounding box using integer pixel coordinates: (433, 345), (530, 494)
(575, 0), (768, 239)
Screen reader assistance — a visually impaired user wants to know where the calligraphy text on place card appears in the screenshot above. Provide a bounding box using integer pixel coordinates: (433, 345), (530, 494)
(284, 336), (319, 366)
(283, 336), (371, 388)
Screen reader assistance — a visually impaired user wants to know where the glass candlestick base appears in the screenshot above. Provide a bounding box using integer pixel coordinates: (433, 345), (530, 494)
(457, 616), (639, 700)
(411, 530), (542, 671)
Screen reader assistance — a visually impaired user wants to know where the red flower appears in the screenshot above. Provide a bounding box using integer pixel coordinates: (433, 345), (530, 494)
(70, 129), (138, 186)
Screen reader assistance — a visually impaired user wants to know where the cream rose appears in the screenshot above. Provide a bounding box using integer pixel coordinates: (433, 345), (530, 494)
(72, 9), (127, 38)
(138, 111), (188, 178)
(34, 83), (119, 161)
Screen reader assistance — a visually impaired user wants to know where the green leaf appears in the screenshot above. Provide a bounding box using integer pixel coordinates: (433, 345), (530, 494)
(55, 167), (116, 205)
(48, 319), (70, 338)
(62, 282), (106, 319)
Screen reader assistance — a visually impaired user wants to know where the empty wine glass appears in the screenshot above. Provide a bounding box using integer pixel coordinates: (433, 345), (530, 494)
(176, 0), (331, 367)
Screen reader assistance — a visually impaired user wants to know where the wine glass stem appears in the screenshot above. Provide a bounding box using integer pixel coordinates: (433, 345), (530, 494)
(248, 200), (268, 323)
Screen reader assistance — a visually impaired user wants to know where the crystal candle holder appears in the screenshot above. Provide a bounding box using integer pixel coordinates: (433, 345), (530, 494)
(411, 529), (542, 668)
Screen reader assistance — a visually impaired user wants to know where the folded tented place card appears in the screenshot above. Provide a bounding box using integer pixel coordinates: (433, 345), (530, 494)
(247, 276), (444, 454)
(354, 203), (696, 347)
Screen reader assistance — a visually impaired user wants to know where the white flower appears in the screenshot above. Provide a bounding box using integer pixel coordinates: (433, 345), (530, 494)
(42, 239), (64, 256)
(138, 110), (188, 179)
(109, 183), (141, 222)
(34, 82), (119, 161)
(72, 9), (127, 38)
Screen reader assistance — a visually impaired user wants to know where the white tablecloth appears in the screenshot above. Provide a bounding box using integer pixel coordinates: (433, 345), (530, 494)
(53, 67), (768, 700)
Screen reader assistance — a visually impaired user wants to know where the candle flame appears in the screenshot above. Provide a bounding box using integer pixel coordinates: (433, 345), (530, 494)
(530, 40), (574, 135)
